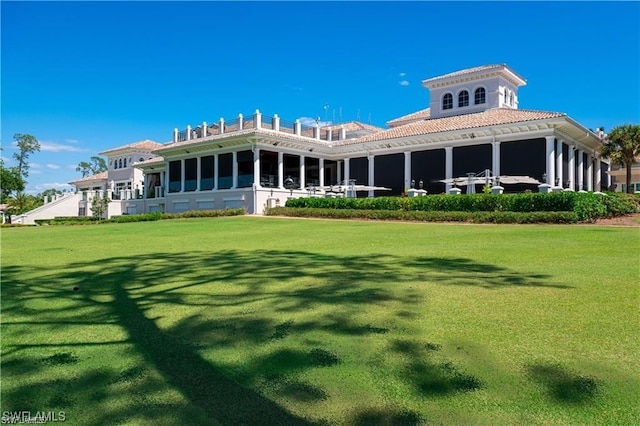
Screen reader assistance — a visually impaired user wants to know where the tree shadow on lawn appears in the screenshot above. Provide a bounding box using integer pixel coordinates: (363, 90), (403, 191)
(2, 250), (565, 424)
(526, 363), (600, 404)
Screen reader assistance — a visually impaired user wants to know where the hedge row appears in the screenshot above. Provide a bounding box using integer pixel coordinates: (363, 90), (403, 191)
(266, 207), (579, 224)
(284, 192), (639, 222)
(35, 208), (245, 226)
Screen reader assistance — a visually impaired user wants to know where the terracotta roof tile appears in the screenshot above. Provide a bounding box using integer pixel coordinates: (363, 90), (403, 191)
(320, 121), (385, 134)
(101, 139), (163, 155)
(340, 108), (565, 145)
(68, 171), (108, 184)
(387, 108), (431, 127)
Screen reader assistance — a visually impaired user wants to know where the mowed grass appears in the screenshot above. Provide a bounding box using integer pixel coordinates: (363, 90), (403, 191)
(1, 217), (639, 425)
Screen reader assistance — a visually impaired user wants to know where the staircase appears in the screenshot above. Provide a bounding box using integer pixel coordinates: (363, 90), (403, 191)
(12, 193), (81, 225)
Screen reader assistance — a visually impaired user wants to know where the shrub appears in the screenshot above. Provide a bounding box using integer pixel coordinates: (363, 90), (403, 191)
(266, 207), (578, 224)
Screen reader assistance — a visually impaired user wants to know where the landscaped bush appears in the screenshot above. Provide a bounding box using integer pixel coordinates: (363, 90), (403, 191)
(601, 192), (640, 217)
(109, 212), (164, 223)
(35, 216), (101, 226)
(35, 208), (245, 226)
(267, 207), (578, 224)
(282, 191), (637, 223)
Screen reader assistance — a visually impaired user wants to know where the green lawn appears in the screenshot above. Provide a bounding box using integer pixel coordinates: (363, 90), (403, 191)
(2, 217), (639, 425)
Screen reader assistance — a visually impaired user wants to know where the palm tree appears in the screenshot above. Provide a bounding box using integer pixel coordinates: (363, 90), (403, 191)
(600, 124), (640, 193)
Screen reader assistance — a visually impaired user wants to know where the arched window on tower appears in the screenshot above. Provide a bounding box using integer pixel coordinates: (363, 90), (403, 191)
(510, 92), (515, 107)
(119, 159), (123, 169)
(442, 93), (453, 110)
(458, 90), (469, 107)
(474, 87), (486, 105)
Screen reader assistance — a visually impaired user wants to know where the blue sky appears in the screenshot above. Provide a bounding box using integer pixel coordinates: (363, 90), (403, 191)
(2, 1), (639, 194)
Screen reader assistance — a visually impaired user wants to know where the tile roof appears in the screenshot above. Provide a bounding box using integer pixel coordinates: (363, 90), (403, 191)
(68, 171), (108, 184)
(101, 139), (163, 155)
(422, 64), (505, 83)
(342, 108), (566, 144)
(321, 121), (385, 133)
(386, 108), (431, 127)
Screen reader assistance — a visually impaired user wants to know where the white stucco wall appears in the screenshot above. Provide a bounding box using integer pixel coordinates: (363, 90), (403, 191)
(11, 193), (81, 225)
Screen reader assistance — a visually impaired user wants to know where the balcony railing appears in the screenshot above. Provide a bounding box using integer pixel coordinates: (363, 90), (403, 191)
(172, 110), (355, 144)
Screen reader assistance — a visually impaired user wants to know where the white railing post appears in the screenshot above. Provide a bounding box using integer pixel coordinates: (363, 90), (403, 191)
(340, 126), (346, 140)
(173, 128), (179, 143)
(202, 121), (207, 138)
(326, 129), (332, 141)
(273, 114), (280, 132)
(254, 109), (261, 129)
(186, 125), (192, 141)
(219, 117), (225, 134)
(294, 119), (301, 136)
(238, 113), (244, 130)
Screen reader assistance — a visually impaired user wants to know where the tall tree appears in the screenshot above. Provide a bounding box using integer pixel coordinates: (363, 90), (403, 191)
(0, 161), (24, 202)
(601, 124), (640, 193)
(76, 156), (107, 177)
(12, 133), (41, 180)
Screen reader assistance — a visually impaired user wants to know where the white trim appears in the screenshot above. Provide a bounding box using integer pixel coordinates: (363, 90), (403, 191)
(223, 195), (245, 202)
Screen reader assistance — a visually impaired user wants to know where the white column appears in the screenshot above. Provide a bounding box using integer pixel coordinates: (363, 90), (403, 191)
(186, 125), (192, 141)
(173, 128), (179, 143)
(254, 147), (260, 188)
(368, 155), (375, 197)
(404, 152), (411, 191)
(577, 149), (584, 190)
(337, 161), (342, 185)
(606, 162), (612, 189)
(595, 157), (602, 191)
(273, 114), (280, 132)
(319, 158), (325, 187)
(567, 145), (575, 190)
(278, 152), (284, 189)
(202, 121), (207, 138)
(545, 136), (556, 186)
(492, 141), (501, 178)
(214, 154), (219, 190)
(586, 155), (593, 191)
(232, 151), (238, 189)
(180, 159), (185, 192)
(238, 113), (244, 130)
(219, 118), (225, 134)
(300, 155), (305, 189)
(344, 158), (350, 186)
(556, 140), (563, 188)
(445, 146), (453, 193)
(196, 157), (201, 191)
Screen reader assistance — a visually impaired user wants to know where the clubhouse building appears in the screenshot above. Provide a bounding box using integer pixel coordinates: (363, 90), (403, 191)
(18, 64), (612, 223)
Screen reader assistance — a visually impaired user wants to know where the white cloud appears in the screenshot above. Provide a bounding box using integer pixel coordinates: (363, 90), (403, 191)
(30, 162), (43, 169)
(298, 117), (333, 127)
(40, 141), (88, 153)
(399, 72), (406, 77)
(65, 139), (80, 144)
(32, 183), (75, 192)
(66, 164), (79, 170)
(46, 163), (61, 169)
(399, 80), (410, 86)
(30, 170), (43, 175)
